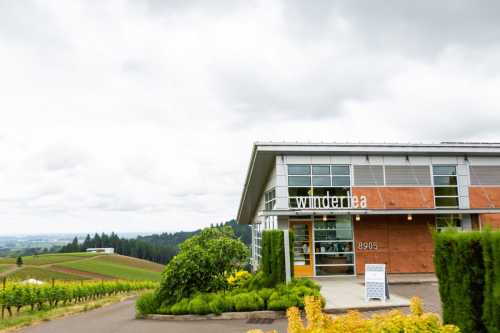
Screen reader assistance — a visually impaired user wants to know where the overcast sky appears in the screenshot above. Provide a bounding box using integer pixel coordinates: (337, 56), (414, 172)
(1, 1), (500, 235)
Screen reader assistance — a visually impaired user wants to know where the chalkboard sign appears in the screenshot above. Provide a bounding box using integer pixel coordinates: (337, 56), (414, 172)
(365, 264), (388, 302)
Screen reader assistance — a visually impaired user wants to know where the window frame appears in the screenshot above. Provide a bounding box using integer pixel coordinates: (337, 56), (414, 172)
(432, 165), (459, 208)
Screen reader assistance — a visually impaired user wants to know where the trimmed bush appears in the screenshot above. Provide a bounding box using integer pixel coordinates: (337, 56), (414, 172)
(482, 231), (500, 333)
(187, 295), (211, 315)
(136, 291), (160, 316)
(434, 230), (485, 333)
(233, 292), (264, 312)
(261, 230), (294, 286)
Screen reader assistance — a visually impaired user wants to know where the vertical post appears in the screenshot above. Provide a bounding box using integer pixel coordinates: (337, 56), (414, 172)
(284, 229), (291, 284)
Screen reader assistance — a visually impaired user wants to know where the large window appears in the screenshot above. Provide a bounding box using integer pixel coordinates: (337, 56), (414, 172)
(313, 215), (354, 276)
(436, 214), (462, 232)
(433, 165), (459, 208)
(288, 164), (351, 208)
(264, 188), (276, 210)
(252, 223), (263, 269)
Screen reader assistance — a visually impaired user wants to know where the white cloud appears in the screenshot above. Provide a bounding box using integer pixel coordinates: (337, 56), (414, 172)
(1, 0), (499, 234)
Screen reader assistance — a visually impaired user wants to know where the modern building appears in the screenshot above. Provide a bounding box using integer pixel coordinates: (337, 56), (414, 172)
(86, 248), (115, 254)
(237, 142), (500, 277)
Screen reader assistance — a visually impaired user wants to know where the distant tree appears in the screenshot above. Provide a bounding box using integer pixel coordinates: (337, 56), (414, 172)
(16, 256), (23, 267)
(57, 219), (251, 265)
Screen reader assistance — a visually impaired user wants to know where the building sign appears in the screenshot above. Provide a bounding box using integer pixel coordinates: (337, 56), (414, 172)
(294, 191), (368, 209)
(365, 264), (389, 302)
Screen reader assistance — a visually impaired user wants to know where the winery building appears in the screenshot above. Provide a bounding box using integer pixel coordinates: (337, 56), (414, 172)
(236, 142), (500, 277)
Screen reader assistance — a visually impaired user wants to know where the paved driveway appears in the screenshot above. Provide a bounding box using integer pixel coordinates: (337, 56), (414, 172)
(16, 298), (288, 333)
(17, 283), (440, 333)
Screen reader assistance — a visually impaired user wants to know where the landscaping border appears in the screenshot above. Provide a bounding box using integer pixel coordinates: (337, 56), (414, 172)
(142, 310), (286, 321)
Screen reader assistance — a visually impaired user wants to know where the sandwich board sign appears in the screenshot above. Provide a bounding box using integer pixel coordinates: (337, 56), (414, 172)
(365, 264), (389, 302)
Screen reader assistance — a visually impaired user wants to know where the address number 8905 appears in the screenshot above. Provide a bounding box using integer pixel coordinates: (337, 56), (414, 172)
(358, 242), (378, 250)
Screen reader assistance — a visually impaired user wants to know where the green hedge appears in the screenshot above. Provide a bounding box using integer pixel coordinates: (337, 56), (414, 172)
(434, 229), (500, 333)
(434, 231), (485, 333)
(261, 230), (294, 286)
(482, 231), (500, 333)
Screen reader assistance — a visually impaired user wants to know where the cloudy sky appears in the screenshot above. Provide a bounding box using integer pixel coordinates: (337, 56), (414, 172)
(1, 1), (500, 235)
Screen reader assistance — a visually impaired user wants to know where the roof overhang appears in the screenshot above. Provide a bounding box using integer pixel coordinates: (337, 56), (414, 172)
(236, 142), (500, 225)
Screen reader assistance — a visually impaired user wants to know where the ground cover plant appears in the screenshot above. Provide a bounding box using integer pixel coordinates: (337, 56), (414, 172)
(0, 279), (157, 319)
(248, 296), (460, 333)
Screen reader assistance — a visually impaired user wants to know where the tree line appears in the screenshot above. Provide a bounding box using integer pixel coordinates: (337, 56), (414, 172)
(59, 219), (251, 265)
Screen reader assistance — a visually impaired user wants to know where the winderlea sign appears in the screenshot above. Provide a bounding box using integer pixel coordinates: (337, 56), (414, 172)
(294, 191), (368, 209)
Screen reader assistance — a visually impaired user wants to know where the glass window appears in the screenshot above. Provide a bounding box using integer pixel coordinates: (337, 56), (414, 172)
(315, 241), (353, 253)
(289, 187), (310, 197)
(288, 165), (310, 175)
(288, 176), (311, 186)
(434, 187), (458, 196)
(433, 165), (458, 208)
(312, 176), (331, 186)
(312, 165), (330, 175)
(333, 176), (350, 186)
(434, 176), (458, 186)
(331, 165), (350, 175)
(435, 197), (459, 208)
(264, 188), (276, 210)
(316, 265), (354, 276)
(436, 214), (462, 231)
(315, 253), (354, 265)
(433, 166), (457, 175)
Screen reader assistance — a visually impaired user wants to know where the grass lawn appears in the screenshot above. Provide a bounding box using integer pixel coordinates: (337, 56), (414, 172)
(58, 258), (161, 281)
(6, 267), (88, 281)
(0, 253), (98, 266)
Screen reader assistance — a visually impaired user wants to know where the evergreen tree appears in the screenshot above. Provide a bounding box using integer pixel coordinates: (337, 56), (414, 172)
(16, 256), (23, 267)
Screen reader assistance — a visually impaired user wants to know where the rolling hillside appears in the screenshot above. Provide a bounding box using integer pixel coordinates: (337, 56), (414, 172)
(0, 253), (164, 281)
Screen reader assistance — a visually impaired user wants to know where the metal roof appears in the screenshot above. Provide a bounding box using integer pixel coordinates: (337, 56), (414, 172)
(236, 142), (500, 225)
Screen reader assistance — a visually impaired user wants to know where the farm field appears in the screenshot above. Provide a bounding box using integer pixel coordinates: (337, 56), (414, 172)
(0, 253), (163, 281)
(56, 256), (162, 281)
(0, 252), (98, 266)
(5, 266), (88, 281)
(0, 264), (14, 273)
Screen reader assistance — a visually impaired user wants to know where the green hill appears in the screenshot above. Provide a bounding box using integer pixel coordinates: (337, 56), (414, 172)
(0, 253), (164, 282)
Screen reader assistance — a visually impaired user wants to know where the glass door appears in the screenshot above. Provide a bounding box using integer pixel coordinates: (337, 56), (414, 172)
(290, 220), (313, 277)
(314, 215), (355, 275)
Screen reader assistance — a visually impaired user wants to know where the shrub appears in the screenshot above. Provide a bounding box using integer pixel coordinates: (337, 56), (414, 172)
(232, 292), (264, 312)
(261, 230), (294, 287)
(135, 292), (159, 316)
(227, 270), (252, 288)
(241, 271), (273, 290)
(169, 298), (190, 315)
(481, 230), (500, 333)
(434, 230), (485, 333)
(157, 227), (249, 305)
(248, 296), (460, 333)
(187, 295), (211, 315)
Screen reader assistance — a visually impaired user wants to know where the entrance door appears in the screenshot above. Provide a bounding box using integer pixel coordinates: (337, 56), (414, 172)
(290, 220), (313, 277)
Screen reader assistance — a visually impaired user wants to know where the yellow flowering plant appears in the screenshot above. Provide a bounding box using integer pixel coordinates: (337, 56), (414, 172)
(227, 270), (252, 288)
(249, 296), (460, 333)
